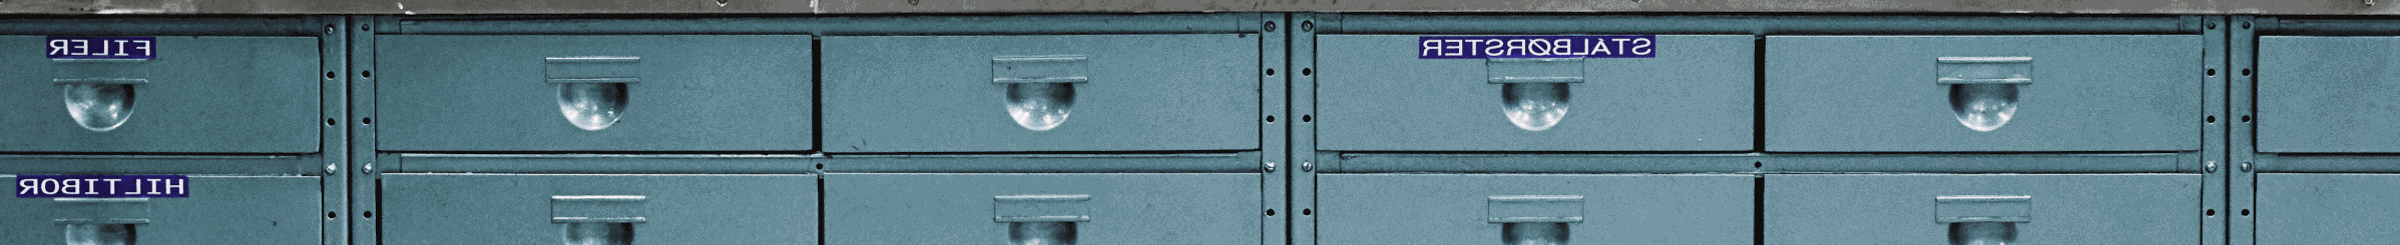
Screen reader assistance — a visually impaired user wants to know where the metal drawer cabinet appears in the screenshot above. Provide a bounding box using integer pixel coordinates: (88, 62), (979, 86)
(1766, 35), (2203, 152)
(2256, 173), (2400, 244)
(380, 174), (817, 245)
(376, 35), (814, 152)
(821, 35), (1261, 152)
(2257, 36), (2400, 153)
(1317, 35), (1754, 151)
(0, 36), (319, 153)
(1317, 174), (1753, 245)
(0, 175), (320, 245)
(825, 173), (1261, 244)
(1765, 174), (2199, 245)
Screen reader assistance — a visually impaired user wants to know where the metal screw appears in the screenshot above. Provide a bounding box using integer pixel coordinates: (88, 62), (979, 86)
(1264, 21), (1278, 32)
(2242, 162), (2253, 172)
(1299, 161), (1314, 172)
(2205, 161), (2218, 173)
(1301, 21), (1314, 32)
(325, 163), (340, 175)
(1264, 161), (1278, 172)
(362, 163), (377, 174)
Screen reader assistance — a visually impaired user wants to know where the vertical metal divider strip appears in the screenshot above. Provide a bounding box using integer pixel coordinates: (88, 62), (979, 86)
(2202, 15), (2230, 245)
(347, 15), (380, 245)
(1756, 31), (1776, 245)
(1263, 13), (1293, 245)
(1290, 12), (1320, 245)
(813, 34), (827, 245)
(320, 15), (352, 245)
(2229, 15), (2258, 245)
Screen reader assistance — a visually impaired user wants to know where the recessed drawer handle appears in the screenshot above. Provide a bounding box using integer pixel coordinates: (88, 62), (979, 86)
(51, 196), (150, 244)
(1937, 195), (2031, 245)
(1487, 58), (1585, 131)
(1489, 195), (1581, 245)
(992, 55), (1090, 131)
(545, 56), (641, 131)
(552, 195), (644, 245)
(63, 223), (138, 245)
(996, 194), (1089, 245)
(1935, 57), (2033, 132)
(52, 78), (146, 132)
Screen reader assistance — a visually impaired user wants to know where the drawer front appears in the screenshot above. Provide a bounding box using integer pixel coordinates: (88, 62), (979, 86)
(1765, 174), (2199, 245)
(1317, 35), (1754, 151)
(381, 174), (817, 245)
(0, 36), (319, 153)
(1318, 174), (1753, 245)
(1766, 36), (2202, 152)
(2258, 37), (2400, 153)
(0, 175), (319, 245)
(378, 35), (814, 152)
(825, 173), (1260, 244)
(821, 35), (1260, 152)
(2258, 173), (2400, 244)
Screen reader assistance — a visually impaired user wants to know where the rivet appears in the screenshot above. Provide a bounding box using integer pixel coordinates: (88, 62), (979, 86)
(2241, 162), (2253, 172)
(363, 163), (377, 174)
(325, 163), (340, 175)
(2205, 161), (2218, 173)
(1264, 161), (1278, 172)
(1299, 161), (1314, 172)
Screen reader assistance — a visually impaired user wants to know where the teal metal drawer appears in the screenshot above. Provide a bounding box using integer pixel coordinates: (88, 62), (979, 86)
(1766, 35), (2202, 152)
(2257, 36), (2400, 153)
(821, 35), (1260, 152)
(1317, 35), (1754, 151)
(377, 35), (814, 152)
(380, 174), (817, 245)
(0, 175), (319, 245)
(1765, 174), (2199, 245)
(0, 36), (318, 153)
(2258, 173), (2400, 244)
(825, 173), (1260, 244)
(1318, 174), (1753, 245)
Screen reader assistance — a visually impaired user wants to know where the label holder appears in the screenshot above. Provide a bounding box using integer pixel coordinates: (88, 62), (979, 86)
(551, 195), (648, 223)
(1487, 195), (1585, 223)
(1936, 195), (2033, 223)
(994, 194), (1092, 223)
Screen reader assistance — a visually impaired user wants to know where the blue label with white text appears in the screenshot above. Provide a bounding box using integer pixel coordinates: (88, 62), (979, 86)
(47, 37), (157, 59)
(1419, 35), (1654, 59)
(16, 175), (187, 198)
